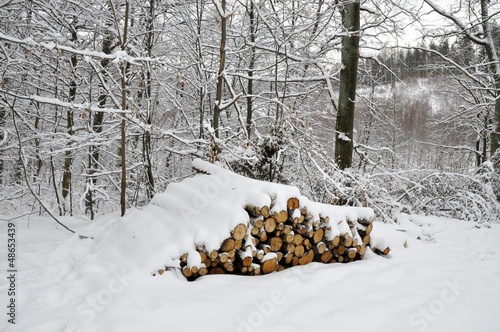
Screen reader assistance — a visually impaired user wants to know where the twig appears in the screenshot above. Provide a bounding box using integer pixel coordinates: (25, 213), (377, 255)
(11, 105), (92, 239)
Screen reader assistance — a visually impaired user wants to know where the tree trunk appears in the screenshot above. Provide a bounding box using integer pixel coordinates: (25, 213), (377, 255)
(62, 28), (78, 215)
(335, 0), (360, 169)
(120, 1), (130, 217)
(246, 0), (255, 137)
(86, 18), (113, 219)
(142, 0), (155, 199)
(0, 105), (4, 184)
(480, 0), (500, 156)
(213, 0), (227, 139)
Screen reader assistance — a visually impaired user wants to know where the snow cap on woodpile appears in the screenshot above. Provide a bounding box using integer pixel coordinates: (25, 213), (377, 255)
(115, 159), (374, 273)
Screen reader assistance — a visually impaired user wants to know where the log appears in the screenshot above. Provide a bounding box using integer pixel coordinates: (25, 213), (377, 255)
(261, 205), (270, 218)
(303, 238), (312, 250)
(294, 244), (305, 258)
(199, 265), (208, 276)
(259, 230), (268, 242)
(274, 210), (289, 223)
(285, 243), (296, 254)
(299, 250), (314, 265)
(269, 236), (283, 252)
(250, 217), (264, 228)
(252, 264), (261, 275)
(342, 233), (353, 247)
(232, 223), (247, 241)
(365, 223), (373, 235)
(199, 251), (208, 263)
(313, 228), (324, 244)
(287, 197), (300, 210)
(219, 252), (229, 263)
(204, 257), (212, 268)
(224, 261), (235, 272)
(332, 235), (341, 247)
(262, 258), (278, 274)
(234, 239), (243, 250)
(209, 266), (225, 274)
(315, 242), (326, 255)
(357, 217), (374, 226)
(296, 224), (307, 236)
(209, 250), (218, 261)
(220, 238), (235, 252)
(359, 244), (366, 256)
(180, 253), (188, 263)
(283, 224), (293, 235)
(284, 232), (294, 243)
(347, 248), (357, 259)
(182, 266), (193, 278)
(373, 246), (390, 256)
(321, 250), (334, 263)
(246, 205), (262, 217)
(262, 244), (271, 254)
(293, 234), (304, 246)
(239, 265), (248, 274)
(264, 217), (277, 233)
(251, 237), (259, 247)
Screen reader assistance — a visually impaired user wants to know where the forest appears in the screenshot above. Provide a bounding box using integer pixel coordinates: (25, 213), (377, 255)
(2, 1), (500, 332)
(1, 0), (500, 223)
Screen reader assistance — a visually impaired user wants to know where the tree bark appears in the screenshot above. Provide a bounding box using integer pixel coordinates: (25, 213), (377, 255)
(62, 28), (78, 215)
(120, 1), (130, 217)
(213, 0), (227, 139)
(143, 0), (155, 199)
(335, 0), (360, 169)
(86, 26), (113, 220)
(479, 0), (500, 156)
(246, 0), (255, 137)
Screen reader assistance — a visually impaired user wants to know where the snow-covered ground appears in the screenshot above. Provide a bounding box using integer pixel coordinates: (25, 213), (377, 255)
(1, 212), (499, 332)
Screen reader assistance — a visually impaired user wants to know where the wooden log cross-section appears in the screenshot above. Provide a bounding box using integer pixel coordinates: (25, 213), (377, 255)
(157, 197), (390, 280)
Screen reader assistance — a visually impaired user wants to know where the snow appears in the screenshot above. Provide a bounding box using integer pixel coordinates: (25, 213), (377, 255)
(1, 213), (500, 331)
(1, 164), (500, 331)
(338, 132), (351, 142)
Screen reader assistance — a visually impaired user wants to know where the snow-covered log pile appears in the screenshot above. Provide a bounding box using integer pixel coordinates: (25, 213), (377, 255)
(151, 159), (390, 280)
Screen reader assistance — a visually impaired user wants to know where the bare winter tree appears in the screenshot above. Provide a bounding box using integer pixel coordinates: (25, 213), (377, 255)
(419, 0), (500, 158)
(335, 0), (360, 169)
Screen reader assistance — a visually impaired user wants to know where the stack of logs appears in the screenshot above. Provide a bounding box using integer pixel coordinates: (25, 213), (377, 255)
(157, 198), (389, 280)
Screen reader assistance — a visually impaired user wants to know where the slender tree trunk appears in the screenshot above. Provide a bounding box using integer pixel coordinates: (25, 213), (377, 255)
(62, 29), (78, 215)
(0, 104), (5, 184)
(213, 0), (227, 138)
(86, 28), (112, 219)
(120, 1), (130, 217)
(479, 0), (500, 156)
(335, 0), (360, 169)
(195, 0), (206, 139)
(246, 0), (255, 137)
(143, 0), (155, 199)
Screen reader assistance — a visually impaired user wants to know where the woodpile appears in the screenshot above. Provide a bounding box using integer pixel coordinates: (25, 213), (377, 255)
(155, 197), (390, 280)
